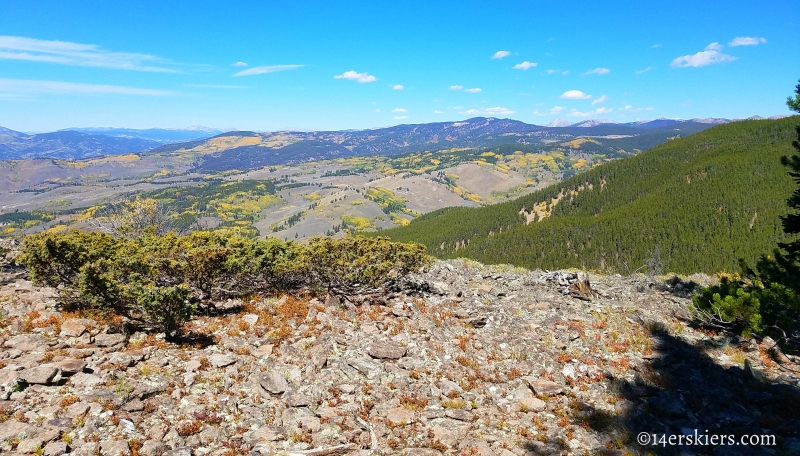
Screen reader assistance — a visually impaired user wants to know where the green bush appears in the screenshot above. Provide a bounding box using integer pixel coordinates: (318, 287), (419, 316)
(18, 230), (429, 336)
(691, 274), (798, 341)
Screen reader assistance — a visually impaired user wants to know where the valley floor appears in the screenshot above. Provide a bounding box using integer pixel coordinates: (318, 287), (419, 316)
(0, 261), (798, 455)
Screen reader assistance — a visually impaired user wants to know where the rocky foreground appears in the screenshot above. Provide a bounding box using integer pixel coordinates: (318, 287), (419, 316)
(0, 260), (799, 456)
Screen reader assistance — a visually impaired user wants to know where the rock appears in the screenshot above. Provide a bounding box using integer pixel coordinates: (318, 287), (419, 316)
(523, 377), (563, 396)
(562, 364), (577, 380)
(17, 437), (46, 454)
(518, 396), (546, 412)
(43, 441), (68, 456)
(4, 333), (48, 352)
(646, 391), (686, 418)
(399, 450), (443, 456)
(439, 379), (463, 397)
(70, 372), (103, 389)
(386, 406), (416, 426)
(19, 366), (60, 385)
(65, 401), (91, 419)
(60, 319), (89, 337)
(368, 340), (407, 359)
(260, 370), (289, 394)
(284, 390), (312, 407)
(140, 440), (167, 456)
(164, 448), (192, 456)
(209, 353), (236, 368)
(99, 440), (131, 455)
(108, 353), (136, 367)
(185, 360), (202, 372)
(55, 359), (86, 375)
(0, 419), (36, 441)
(94, 333), (126, 347)
(430, 418), (467, 448)
(347, 357), (382, 380)
(444, 408), (474, 422)
(252, 425), (286, 442)
(242, 314), (259, 326)
(252, 344), (273, 359)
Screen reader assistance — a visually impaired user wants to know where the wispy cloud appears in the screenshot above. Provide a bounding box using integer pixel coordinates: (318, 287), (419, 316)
(651, 44), (663, 48)
(568, 107), (613, 117)
(635, 66), (653, 74)
(334, 70), (376, 83)
(234, 65), (304, 77)
(544, 69), (569, 75)
(550, 106), (565, 114)
(729, 36), (767, 47)
(392, 84), (404, 90)
(671, 42), (737, 68)
(513, 61), (537, 70)
(0, 78), (176, 97)
(449, 85), (464, 90)
(462, 107), (515, 116)
(0, 35), (183, 73)
(583, 67), (610, 76)
(491, 50), (511, 59)
(591, 95), (608, 105)
(433, 110), (444, 114)
(560, 90), (591, 99)
(233, 61), (248, 67)
(186, 84), (249, 89)
(392, 108), (407, 113)
(394, 115), (409, 120)
(464, 88), (482, 93)
(621, 105), (654, 112)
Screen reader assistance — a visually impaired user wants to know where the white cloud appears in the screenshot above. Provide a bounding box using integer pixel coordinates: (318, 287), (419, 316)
(433, 110), (444, 114)
(621, 105), (653, 112)
(651, 44), (663, 48)
(729, 36), (767, 47)
(392, 84), (404, 90)
(464, 88), (482, 93)
(392, 108), (407, 113)
(491, 50), (511, 59)
(0, 78), (175, 97)
(671, 43), (737, 68)
(550, 106), (565, 114)
(394, 115), (409, 120)
(544, 69), (569, 75)
(635, 66), (653, 74)
(0, 35), (182, 73)
(560, 90), (591, 99)
(461, 106), (515, 116)
(333, 70), (377, 83)
(567, 107), (613, 117)
(234, 65), (304, 77)
(584, 68), (610, 76)
(233, 61), (248, 67)
(449, 85), (464, 90)
(513, 61), (537, 70)
(591, 95), (608, 105)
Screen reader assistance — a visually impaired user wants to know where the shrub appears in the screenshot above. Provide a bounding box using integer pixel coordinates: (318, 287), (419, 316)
(18, 231), (428, 336)
(305, 236), (429, 294)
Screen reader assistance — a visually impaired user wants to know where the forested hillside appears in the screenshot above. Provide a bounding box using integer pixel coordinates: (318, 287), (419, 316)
(375, 117), (799, 274)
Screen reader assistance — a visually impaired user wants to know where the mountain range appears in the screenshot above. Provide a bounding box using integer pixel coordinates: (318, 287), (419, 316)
(0, 117), (771, 163)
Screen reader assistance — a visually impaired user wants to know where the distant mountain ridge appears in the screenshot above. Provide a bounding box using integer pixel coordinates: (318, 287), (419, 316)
(0, 116), (781, 162)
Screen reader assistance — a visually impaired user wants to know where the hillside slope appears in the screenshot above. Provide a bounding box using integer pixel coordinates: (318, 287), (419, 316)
(376, 117), (800, 273)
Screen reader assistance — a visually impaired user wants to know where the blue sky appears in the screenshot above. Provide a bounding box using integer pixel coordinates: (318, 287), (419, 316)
(0, 0), (798, 132)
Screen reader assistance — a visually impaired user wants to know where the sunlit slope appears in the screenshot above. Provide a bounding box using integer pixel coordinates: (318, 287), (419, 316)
(375, 117), (799, 274)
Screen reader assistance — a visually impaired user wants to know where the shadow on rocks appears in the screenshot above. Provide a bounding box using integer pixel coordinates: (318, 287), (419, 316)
(566, 324), (800, 455)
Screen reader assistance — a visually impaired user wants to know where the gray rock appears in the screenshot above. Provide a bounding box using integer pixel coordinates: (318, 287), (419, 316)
(17, 437), (45, 454)
(43, 441), (68, 456)
(523, 377), (563, 395)
(65, 401), (91, 419)
(562, 364), (577, 380)
(347, 357), (382, 380)
(108, 353), (136, 367)
(3, 333), (48, 352)
(368, 340), (407, 359)
(242, 314), (259, 326)
(140, 440), (167, 456)
(386, 406), (415, 425)
(60, 318), (89, 337)
(99, 440), (131, 456)
(19, 366), (60, 385)
(251, 425), (286, 442)
(284, 390), (312, 407)
(260, 370), (289, 394)
(55, 359), (86, 375)
(164, 448), (192, 456)
(444, 408), (474, 422)
(439, 379), (463, 397)
(209, 353), (236, 368)
(94, 333), (126, 347)
(70, 372), (103, 389)
(0, 419), (36, 441)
